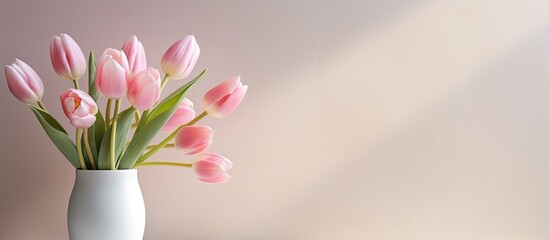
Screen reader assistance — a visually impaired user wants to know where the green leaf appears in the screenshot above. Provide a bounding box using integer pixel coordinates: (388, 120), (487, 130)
(29, 105), (79, 168)
(87, 110), (105, 160)
(88, 51), (98, 101)
(148, 69), (207, 122)
(97, 107), (136, 169)
(118, 69), (206, 169)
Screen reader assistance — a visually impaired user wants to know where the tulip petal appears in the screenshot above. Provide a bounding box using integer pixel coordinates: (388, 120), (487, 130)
(99, 58), (127, 99)
(175, 126), (213, 155)
(50, 36), (72, 80)
(61, 89), (98, 128)
(163, 104), (195, 132)
(5, 65), (38, 103)
(199, 173), (232, 183)
(15, 59), (44, 99)
(203, 76), (241, 109)
(70, 114), (96, 129)
(60, 34), (86, 80)
(209, 85), (248, 118)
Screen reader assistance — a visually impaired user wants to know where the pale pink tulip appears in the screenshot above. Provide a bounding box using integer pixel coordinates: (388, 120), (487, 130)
(122, 35), (147, 76)
(193, 152), (233, 183)
(175, 125), (213, 155)
(127, 67), (161, 111)
(50, 33), (86, 80)
(203, 76), (248, 118)
(5, 59), (44, 104)
(94, 48), (130, 99)
(161, 35), (200, 80)
(61, 89), (98, 128)
(163, 98), (195, 132)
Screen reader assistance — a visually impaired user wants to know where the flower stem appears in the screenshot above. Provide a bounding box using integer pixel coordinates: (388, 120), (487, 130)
(106, 99), (112, 126)
(134, 111), (141, 123)
(109, 99), (121, 170)
(136, 111), (208, 163)
(146, 143), (175, 150)
(134, 161), (192, 168)
(72, 79), (80, 89)
(83, 129), (97, 169)
(37, 100), (48, 112)
(76, 128), (87, 170)
(160, 74), (170, 89)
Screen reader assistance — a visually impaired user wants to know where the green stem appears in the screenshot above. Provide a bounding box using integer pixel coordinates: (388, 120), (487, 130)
(72, 79), (80, 89)
(134, 111), (141, 123)
(134, 161), (192, 168)
(160, 74), (170, 89)
(76, 128), (87, 170)
(106, 99), (112, 126)
(109, 99), (121, 170)
(37, 100), (48, 112)
(83, 129), (97, 169)
(146, 143), (175, 150)
(136, 111), (208, 163)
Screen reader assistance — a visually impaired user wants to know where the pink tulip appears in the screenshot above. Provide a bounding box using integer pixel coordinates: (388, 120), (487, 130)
(203, 76), (248, 118)
(163, 98), (195, 132)
(175, 125), (213, 155)
(61, 89), (98, 128)
(193, 152), (233, 183)
(161, 35), (200, 80)
(5, 59), (44, 104)
(50, 33), (86, 80)
(127, 67), (161, 111)
(94, 48), (130, 99)
(121, 35), (147, 76)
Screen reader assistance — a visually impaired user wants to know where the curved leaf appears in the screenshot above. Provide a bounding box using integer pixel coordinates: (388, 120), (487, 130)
(29, 105), (79, 168)
(97, 108), (136, 169)
(88, 51), (98, 101)
(118, 69), (206, 169)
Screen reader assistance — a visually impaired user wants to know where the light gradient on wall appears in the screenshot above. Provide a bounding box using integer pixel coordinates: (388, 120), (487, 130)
(1, 0), (549, 239)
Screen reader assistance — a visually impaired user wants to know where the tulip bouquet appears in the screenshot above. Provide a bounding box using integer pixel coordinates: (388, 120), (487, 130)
(5, 34), (247, 183)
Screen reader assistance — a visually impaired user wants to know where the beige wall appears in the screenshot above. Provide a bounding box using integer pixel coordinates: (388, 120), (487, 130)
(2, 0), (549, 239)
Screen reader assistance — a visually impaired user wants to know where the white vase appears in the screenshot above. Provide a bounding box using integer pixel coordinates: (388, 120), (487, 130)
(67, 169), (146, 240)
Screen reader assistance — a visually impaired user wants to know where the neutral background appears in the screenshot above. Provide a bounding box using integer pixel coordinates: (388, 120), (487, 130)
(2, 0), (549, 239)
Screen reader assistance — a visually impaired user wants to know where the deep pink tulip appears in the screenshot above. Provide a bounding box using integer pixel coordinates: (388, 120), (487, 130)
(5, 59), (44, 104)
(193, 152), (233, 183)
(122, 35), (147, 76)
(163, 98), (195, 132)
(203, 76), (248, 118)
(50, 33), (86, 80)
(161, 35), (200, 80)
(175, 125), (213, 155)
(127, 67), (161, 111)
(61, 89), (98, 128)
(94, 48), (130, 99)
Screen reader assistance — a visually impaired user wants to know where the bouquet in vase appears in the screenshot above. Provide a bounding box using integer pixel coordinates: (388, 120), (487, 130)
(5, 33), (247, 182)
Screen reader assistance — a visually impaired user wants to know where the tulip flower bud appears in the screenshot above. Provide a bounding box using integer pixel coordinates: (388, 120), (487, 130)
(161, 35), (200, 80)
(175, 125), (213, 155)
(163, 98), (195, 132)
(5, 59), (44, 104)
(193, 152), (233, 183)
(127, 67), (161, 111)
(95, 48), (130, 99)
(50, 33), (87, 80)
(203, 76), (248, 118)
(61, 89), (98, 128)
(122, 35), (147, 76)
